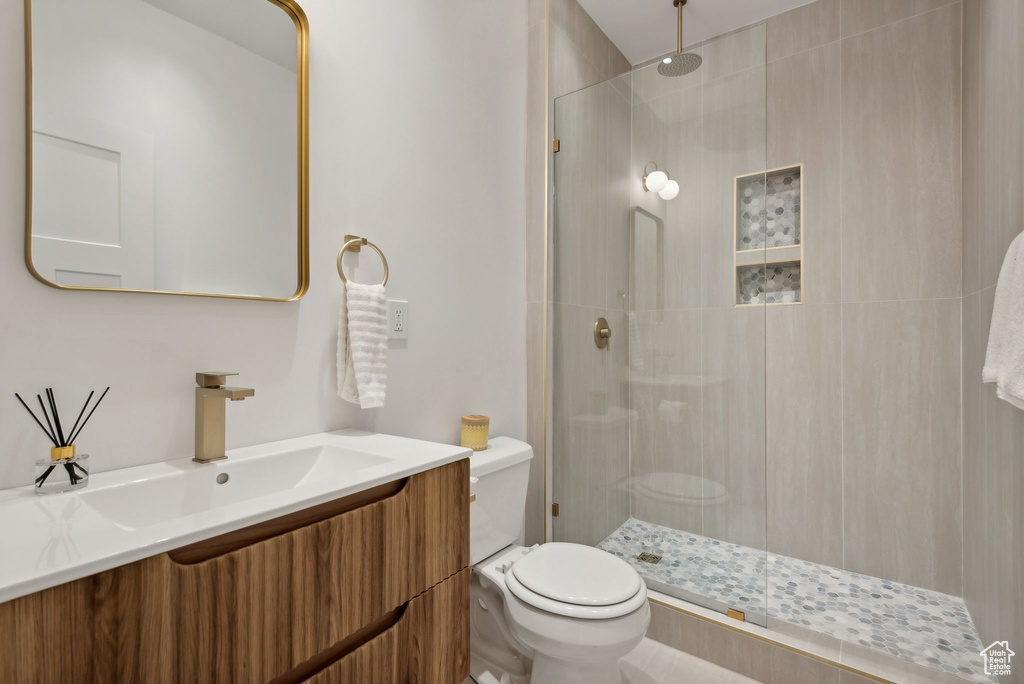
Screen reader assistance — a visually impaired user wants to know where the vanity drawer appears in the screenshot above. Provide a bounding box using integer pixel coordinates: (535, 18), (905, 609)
(296, 568), (469, 684)
(173, 458), (470, 681)
(0, 459), (469, 684)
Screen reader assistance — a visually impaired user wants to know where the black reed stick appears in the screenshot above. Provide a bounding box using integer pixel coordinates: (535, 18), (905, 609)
(66, 390), (94, 448)
(67, 386), (109, 445)
(14, 393), (58, 447)
(36, 394), (58, 445)
(47, 388), (66, 447)
(35, 465), (56, 485)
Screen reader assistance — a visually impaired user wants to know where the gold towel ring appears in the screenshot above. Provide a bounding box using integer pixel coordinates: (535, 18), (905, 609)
(337, 237), (389, 286)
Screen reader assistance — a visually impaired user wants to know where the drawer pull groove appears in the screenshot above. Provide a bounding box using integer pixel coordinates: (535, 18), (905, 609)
(270, 604), (408, 684)
(168, 478), (408, 564)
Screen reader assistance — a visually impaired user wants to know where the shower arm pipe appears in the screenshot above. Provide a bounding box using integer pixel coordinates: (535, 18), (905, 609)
(676, 0), (685, 54)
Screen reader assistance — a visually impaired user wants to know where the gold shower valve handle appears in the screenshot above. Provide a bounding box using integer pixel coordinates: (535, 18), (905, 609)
(594, 317), (611, 349)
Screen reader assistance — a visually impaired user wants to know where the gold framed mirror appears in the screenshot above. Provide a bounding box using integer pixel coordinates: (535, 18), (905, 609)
(24, 0), (309, 301)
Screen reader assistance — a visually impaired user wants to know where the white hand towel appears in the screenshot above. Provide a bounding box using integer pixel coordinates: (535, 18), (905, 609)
(983, 230), (1024, 410)
(337, 290), (359, 404)
(337, 281), (388, 408)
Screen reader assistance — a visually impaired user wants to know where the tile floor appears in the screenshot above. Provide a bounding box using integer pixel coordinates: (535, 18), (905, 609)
(620, 638), (760, 684)
(599, 518), (995, 684)
(463, 638), (757, 684)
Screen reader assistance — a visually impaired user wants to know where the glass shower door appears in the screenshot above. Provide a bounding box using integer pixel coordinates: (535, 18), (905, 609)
(550, 71), (633, 549)
(551, 23), (770, 625)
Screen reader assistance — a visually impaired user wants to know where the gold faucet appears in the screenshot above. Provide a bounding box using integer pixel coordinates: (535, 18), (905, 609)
(194, 372), (255, 464)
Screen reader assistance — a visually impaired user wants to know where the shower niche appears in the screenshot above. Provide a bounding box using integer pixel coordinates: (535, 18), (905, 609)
(734, 164), (803, 306)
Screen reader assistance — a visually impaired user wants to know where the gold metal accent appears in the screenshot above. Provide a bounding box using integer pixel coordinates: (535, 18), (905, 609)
(50, 445), (75, 462)
(551, 503), (559, 517)
(552, 139), (560, 153)
(469, 492), (477, 503)
(194, 372), (255, 464)
(337, 236), (389, 287)
(637, 552), (662, 564)
(344, 233), (361, 253)
(641, 161), (662, 192)
(594, 317), (611, 349)
(23, 0), (311, 302)
(675, 0), (684, 53)
(732, 163), (805, 308)
(727, 608), (746, 622)
(649, 598), (895, 684)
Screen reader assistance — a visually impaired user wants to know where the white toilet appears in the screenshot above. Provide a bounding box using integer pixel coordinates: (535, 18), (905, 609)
(469, 437), (650, 684)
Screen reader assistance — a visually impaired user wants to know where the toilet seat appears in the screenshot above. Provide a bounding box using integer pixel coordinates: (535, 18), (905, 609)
(503, 543), (648, 619)
(511, 543), (641, 606)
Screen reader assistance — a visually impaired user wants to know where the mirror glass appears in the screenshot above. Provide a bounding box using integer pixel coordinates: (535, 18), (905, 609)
(27, 0), (307, 300)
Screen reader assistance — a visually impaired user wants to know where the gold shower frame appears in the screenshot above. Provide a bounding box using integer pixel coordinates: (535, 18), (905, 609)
(22, 0), (310, 302)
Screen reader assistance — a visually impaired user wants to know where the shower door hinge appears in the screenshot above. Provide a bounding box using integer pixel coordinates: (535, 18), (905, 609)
(727, 608), (746, 622)
(551, 503), (559, 516)
(552, 139), (560, 153)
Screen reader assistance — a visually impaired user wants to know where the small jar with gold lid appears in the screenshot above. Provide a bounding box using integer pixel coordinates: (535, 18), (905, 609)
(461, 415), (490, 451)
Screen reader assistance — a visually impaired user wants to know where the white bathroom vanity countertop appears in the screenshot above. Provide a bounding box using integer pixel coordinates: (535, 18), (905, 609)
(0, 429), (471, 603)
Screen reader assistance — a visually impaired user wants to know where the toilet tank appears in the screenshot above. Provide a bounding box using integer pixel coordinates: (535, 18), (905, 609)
(469, 437), (533, 565)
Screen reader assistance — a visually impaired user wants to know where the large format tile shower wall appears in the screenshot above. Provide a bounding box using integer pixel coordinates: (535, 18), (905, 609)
(770, 0), (961, 596)
(961, 0), (1024, 670)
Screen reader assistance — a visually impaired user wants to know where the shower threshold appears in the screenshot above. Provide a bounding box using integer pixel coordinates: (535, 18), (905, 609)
(598, 518), (995, 683)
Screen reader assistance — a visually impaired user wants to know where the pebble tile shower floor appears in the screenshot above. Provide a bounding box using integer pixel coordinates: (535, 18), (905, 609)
(598, 518), (995, 683)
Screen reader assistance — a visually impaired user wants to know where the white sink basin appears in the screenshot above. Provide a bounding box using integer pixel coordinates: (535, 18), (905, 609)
(0, 430), (470, 603)
(80, 445), (392, 530)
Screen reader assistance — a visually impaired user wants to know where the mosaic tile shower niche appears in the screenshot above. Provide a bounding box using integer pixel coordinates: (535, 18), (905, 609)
(735, 164), (803, 306)
(737, 261), (802, 305)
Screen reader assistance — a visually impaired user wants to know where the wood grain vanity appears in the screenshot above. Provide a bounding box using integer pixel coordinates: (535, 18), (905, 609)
(0, 459), (470, 683)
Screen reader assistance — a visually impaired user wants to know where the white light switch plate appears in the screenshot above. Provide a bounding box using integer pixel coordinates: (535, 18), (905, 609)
(387, 299), (408, 340)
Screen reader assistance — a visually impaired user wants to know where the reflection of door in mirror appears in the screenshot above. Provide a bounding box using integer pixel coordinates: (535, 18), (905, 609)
(27, 0), (307, 300)
(32, 106), (155, 289)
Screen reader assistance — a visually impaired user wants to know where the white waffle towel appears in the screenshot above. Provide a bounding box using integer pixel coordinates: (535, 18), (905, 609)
(337, 281), (388, 408)
(983, 231), (1024, 410)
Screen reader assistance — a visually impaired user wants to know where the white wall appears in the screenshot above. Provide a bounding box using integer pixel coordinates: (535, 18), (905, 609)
(0, 0), (527, 489)
(33, 0), (297, 296)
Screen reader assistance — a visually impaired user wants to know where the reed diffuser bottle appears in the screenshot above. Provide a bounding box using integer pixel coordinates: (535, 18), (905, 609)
(15, 387), (109, 495)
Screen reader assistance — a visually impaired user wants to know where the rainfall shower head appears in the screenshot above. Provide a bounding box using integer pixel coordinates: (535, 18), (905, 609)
(658, 0), (702, 77)
(658, 52), (703, 77)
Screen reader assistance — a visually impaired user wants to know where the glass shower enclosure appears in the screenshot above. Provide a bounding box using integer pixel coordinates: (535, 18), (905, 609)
(550, 24), (775, 625)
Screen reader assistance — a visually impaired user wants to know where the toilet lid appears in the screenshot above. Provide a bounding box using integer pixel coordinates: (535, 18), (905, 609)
(509, 543), (642, 607)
